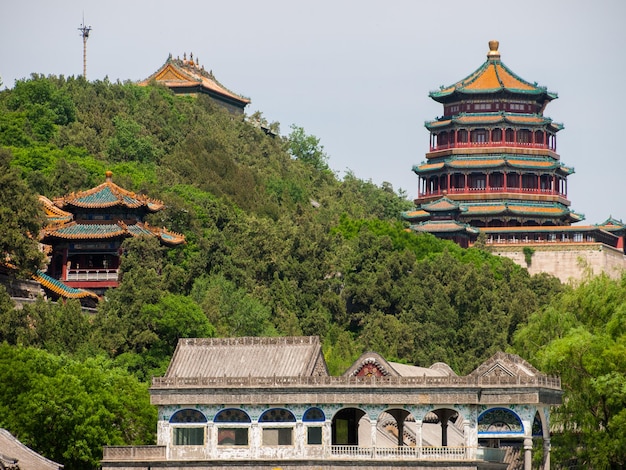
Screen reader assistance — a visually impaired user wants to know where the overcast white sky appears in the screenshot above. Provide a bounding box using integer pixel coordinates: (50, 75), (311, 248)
(1, 0), (625, 223)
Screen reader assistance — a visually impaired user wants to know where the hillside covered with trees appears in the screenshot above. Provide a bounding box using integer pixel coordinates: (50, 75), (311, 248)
(0, 74), (624, 469)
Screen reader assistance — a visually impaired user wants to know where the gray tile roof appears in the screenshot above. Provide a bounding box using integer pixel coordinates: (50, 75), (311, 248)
(0, 429), (63, 470)
(165, 336), (328, 378)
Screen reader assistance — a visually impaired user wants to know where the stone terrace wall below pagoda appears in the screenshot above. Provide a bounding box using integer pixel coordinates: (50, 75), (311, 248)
(491, 243), (626, 283)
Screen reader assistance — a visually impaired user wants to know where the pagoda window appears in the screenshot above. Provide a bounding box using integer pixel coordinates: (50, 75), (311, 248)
(458, 129), (468, 143)
(469, 173), (486, 190)
(439, 175), (447, 191)
(506, 173), (520, 189)
(491, 128), (502, 143)
(534, 130), (544, 145)
(517, 129), (531, 144)
(505, 128), (515, 144)
(490, 172), (504, 189)
(539, 175), (552, 191)
(522, 173), (537, 190)
(450, 173), (465, 191)
(470, 129), (487, 143)
(439, 132), (449, 147)
(573, 233), (583, 242)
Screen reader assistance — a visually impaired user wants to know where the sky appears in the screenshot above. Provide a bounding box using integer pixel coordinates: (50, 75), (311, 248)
(1, 0), (625, 224)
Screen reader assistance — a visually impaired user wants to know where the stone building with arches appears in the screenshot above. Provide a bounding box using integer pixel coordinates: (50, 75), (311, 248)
(102, 336), (561, 470)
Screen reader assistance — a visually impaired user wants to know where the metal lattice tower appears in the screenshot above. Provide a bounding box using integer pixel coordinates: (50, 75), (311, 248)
(78, 16), (92, 79)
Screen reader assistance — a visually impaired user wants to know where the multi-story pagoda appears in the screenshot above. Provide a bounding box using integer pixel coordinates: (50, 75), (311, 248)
(139, 52), (250, 114)
(39, 171), (184, 298)
(404, 41), (626, 281)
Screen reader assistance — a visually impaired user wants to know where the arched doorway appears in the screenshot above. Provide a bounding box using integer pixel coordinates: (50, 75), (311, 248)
(331, 407), (368, 446)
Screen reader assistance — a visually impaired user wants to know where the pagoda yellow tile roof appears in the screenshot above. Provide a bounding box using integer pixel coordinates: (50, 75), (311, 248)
(402, 209), (429, 219)
(430, 41), (557, 102)
(465, 204), (507, 214)
(140, 54), (250, 106)
(34, 270), (99, 300)
(39, 196), (73, 225)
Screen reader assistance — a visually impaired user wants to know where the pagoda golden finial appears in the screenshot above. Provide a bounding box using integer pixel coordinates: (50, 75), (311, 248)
(105, 170), (113, 182)
(487, 40), (500, 60)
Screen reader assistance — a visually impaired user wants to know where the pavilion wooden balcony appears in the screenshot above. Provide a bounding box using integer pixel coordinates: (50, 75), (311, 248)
(65, 268), (119, 282)
(429, 141), (554, 153)
(418, 186), (565, 200)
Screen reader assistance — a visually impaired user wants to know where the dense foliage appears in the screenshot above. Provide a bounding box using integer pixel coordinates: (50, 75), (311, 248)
(513, 274), (626, 469)
(0, 74), (617, 469)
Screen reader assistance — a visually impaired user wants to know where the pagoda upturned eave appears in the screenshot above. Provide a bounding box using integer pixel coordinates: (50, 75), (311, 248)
(139, 54), (250, 109)
(429, 41), (557, 104)
(425, 113), (563, 132)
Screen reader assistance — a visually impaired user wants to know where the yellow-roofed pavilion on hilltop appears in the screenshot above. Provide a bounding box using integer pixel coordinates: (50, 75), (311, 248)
(139, 52), (250, 114)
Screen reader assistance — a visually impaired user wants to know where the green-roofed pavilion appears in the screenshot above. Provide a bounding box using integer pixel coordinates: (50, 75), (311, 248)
(39, 171), (184, 298)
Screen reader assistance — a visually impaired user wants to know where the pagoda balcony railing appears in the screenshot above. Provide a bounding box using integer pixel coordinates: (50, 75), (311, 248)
(419, 187), (565, 198)
(430, 141), (554, 152)
(66, 268), (119, 282)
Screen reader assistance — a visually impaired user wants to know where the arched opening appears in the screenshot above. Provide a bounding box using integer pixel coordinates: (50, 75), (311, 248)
(259, 408), (296, 446)
(477, 407), (525, 459)
(303, 407), (325, 446)
(376, 409), (416, 447)
(331, 408), (368, 446)
(420, 407), (465, 459)
(214, 408), (250, 446)
(171, 409), (207, 446)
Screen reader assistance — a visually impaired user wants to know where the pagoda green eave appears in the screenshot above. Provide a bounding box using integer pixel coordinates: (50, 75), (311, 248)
(429, 41), (557, 104)
(425, 112), (563, 133)
(413, 155), (574, 175)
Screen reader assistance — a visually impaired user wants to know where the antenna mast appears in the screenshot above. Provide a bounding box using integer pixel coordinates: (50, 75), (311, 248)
(78, 15), (92, 79)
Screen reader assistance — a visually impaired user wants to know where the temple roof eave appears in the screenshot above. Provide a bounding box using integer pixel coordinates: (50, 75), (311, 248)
(139, 56), (251, 106)
(428, 48), (558, 104)
(429, 88), (557, 104)
(40, 221), (185, 245)
(413, 156), (575, 174)
(425, 113), (562, 131)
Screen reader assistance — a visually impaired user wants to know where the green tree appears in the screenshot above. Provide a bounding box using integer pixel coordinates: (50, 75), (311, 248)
(513, 274), (626, 468)
(0, 148), (44, 277)
(288, 124), (329, 172)
(0, 344), (156, 470)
